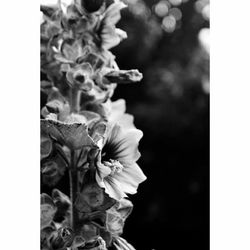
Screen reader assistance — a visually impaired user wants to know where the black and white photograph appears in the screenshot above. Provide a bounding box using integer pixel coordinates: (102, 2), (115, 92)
(1, 0), (250, 250)
(40, 0), (209, 249)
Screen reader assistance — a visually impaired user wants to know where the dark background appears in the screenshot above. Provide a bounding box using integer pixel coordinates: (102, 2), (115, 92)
(112, 0), (209, 249)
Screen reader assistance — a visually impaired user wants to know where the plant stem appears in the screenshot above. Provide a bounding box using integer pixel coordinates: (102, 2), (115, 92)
(71, 87), (81, 113)
(69, 150), (78, 231)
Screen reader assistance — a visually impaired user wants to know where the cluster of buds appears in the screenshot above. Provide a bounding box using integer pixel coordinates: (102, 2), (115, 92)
(41, 0), (146, 249)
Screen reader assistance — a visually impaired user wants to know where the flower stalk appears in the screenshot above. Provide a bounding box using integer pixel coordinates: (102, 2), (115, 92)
(69, 150), (79, 231)
(40, 0), (146, 249)
(70, 87), (81, 113)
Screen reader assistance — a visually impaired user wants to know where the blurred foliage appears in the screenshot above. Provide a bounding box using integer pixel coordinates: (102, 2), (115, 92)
(111, 0), (209, 249)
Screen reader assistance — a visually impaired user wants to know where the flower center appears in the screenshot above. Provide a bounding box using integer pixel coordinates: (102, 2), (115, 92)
(103, 159), (124, 176)
(75, 73), (85, 83)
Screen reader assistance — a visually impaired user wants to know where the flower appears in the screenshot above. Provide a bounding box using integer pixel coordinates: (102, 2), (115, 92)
(95, 122), (146, 200)
(66, 62), (94, 91)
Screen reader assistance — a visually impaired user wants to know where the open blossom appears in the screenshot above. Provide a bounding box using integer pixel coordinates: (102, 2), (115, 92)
(95, 122), (146, 200)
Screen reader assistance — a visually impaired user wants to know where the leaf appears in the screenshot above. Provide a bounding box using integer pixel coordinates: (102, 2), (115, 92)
(41, 119), (96, 150)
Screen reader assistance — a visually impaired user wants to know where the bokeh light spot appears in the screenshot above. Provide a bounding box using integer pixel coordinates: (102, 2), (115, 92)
(198, 28), (210, 54)
(154, 1), (169, 17)
(195, 0), (209, 14)
(202, 4), (210, 20)
(169, 0), (182, 6)
(162, 15), (176, 33)
(168, 7), (182, 21)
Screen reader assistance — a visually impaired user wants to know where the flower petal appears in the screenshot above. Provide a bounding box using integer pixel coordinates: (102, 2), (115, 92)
(105, 124), (143, 164)
(114, 163), (147, 194)
(102, 176), (127, 201)
(96, 162), (112, 179)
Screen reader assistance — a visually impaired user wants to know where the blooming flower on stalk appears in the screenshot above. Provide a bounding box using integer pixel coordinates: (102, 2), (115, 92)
(95, 122), (146, 201)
